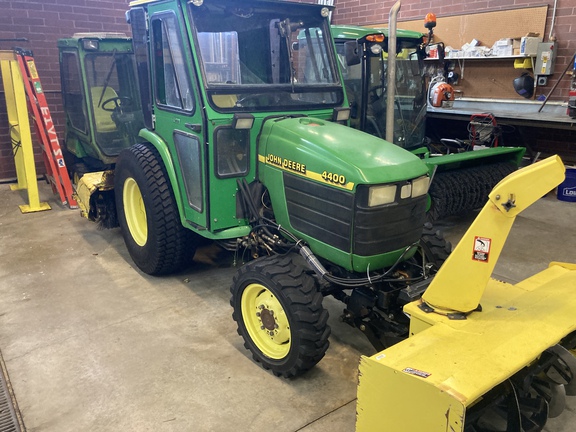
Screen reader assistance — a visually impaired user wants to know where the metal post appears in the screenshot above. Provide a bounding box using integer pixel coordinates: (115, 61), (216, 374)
(385, 1), (401, 143)
(0, 51), (50, 213)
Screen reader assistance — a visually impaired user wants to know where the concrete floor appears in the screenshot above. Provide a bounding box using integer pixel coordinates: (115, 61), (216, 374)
(0, 180), (575, 432)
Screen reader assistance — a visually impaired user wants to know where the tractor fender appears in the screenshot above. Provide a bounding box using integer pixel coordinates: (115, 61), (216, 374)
(135, 129), (187, 225)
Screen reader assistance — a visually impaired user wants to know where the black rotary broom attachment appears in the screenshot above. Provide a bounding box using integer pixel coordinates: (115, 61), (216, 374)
(428, 161), (517, 221)
(464, 343), (576, 432)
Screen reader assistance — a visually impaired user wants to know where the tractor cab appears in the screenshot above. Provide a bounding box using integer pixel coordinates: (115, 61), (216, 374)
(58, 33), (144, 169)
(332, 26), (426, 149)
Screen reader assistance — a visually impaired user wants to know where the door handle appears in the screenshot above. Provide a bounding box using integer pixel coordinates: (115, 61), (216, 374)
(185, 123), (202, 132)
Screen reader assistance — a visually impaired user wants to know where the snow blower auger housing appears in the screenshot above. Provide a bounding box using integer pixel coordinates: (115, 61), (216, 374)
(356, 155), (576, 431)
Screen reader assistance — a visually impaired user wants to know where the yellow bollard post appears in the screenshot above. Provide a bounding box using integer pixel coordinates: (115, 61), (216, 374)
(0, 51), (50, 213)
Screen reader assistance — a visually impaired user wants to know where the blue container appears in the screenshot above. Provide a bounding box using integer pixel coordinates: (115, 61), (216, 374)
(557, 168), (576, 202)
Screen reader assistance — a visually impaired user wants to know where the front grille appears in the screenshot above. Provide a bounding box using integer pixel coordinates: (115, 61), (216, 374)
(284, 173), (353, 251)
(353, 195), (427, 256)
(284, 174), (426, 257)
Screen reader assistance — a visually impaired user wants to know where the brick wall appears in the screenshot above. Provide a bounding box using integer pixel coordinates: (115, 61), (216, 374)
(0, 0), (130, 181)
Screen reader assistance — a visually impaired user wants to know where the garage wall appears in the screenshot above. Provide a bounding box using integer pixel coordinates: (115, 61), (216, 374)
(309, 0), (576, 163)
(330, 0), (575, 102)
(0, 0), (574, 181)
(0, 0), (130, 181)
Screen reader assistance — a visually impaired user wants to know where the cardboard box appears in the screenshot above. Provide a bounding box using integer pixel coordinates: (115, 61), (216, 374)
(512, 33), (542, 56)
(495, 38), (513, 47)
(520, 36), (542, 56)
(494, 45), (513, 57)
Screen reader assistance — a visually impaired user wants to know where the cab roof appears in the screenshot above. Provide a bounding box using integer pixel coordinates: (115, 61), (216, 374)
(129, 0), (334, 10)
(330, 24), (423, 41)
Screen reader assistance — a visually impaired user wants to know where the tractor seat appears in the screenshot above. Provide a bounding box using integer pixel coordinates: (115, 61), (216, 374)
(91, 87), (119, 133)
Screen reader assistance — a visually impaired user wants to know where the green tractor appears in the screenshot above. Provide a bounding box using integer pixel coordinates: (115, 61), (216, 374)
(330, 24), (526, 220)
(58, 0), (453, 378)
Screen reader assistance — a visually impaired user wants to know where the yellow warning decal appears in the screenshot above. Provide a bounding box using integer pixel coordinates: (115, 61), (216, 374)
(259, 154), (354, 190)
(27, 60), (39, 79)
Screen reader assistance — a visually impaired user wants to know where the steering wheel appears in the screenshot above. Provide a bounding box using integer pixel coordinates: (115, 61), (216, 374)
(369, 85), (386, 102)
(101, 96), (132, 113)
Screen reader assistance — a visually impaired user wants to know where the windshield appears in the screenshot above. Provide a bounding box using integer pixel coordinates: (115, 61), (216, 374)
(189, 2), (343, 111)
(83, 52), (144, 155)
(337, 40), (426, 148)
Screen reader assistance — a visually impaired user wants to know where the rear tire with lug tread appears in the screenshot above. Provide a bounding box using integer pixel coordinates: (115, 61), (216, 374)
(230, 253), (330, 378)
(114, 143), (198, 275)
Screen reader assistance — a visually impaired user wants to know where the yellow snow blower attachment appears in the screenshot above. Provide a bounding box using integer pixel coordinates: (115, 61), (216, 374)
(356, 155), (576, 432)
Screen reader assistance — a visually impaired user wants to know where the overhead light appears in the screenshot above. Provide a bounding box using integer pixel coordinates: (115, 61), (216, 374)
(320, 7), (330, 18)
(189, 0), (203, 6)
(232, 113), (254, 130)
(82, 39), (99, 51)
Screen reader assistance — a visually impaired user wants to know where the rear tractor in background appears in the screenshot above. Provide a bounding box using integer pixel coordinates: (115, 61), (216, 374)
(330, 21), (526, 220)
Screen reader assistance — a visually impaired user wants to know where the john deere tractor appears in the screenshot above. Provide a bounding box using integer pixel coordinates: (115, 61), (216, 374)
(58, 0), (450, 375)
(56, 0), (576, 429)
(330, 24), (526, 220)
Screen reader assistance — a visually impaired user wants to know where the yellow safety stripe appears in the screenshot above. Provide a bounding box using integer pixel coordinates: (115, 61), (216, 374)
(258, 154), (355, 191)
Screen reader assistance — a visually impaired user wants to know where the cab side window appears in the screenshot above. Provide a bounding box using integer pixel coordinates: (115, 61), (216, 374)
(60, 52), (88, 133)
(151, 13), (194, 112)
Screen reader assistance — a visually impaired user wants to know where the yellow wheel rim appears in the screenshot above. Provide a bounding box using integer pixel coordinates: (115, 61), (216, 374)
(241, 283), (291, 359)
(123, 177), (147, 246)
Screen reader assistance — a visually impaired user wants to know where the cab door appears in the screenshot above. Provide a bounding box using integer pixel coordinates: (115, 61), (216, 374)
(146, 7), (208, 231)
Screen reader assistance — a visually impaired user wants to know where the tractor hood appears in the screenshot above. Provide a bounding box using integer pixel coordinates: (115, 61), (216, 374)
(258, 116), (428, 190)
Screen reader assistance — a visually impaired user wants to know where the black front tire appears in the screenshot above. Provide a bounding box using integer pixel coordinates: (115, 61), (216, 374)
(418, 222), (452, 271)
(230, 254), (330, 378)
(114, 143), (198, 275)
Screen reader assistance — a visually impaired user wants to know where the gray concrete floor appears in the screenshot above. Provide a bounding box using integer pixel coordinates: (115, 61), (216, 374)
(0, 181), (575, 432)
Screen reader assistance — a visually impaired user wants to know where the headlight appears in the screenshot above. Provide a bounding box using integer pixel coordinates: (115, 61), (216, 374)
(368, 185), (396, 206)
(411, 176), (429, 197)
(367, 176), (429, 207)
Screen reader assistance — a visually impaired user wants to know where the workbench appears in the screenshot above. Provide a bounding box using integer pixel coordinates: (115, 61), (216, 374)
(427, 99), (575, 130)
(426, 99), (576, 164)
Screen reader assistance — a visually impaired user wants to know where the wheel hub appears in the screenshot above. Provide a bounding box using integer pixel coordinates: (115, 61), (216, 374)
(240, 283), (291, 359)
(259, 307), (276, 331)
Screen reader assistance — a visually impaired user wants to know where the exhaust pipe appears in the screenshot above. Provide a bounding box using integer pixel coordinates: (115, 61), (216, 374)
(385, 0), (401, 143)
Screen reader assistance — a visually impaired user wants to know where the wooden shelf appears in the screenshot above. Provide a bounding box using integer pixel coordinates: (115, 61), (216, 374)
(445, 55), (535, 60)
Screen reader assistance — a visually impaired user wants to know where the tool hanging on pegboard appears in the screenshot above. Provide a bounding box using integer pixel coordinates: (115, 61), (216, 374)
(14, 48), (77, 208)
